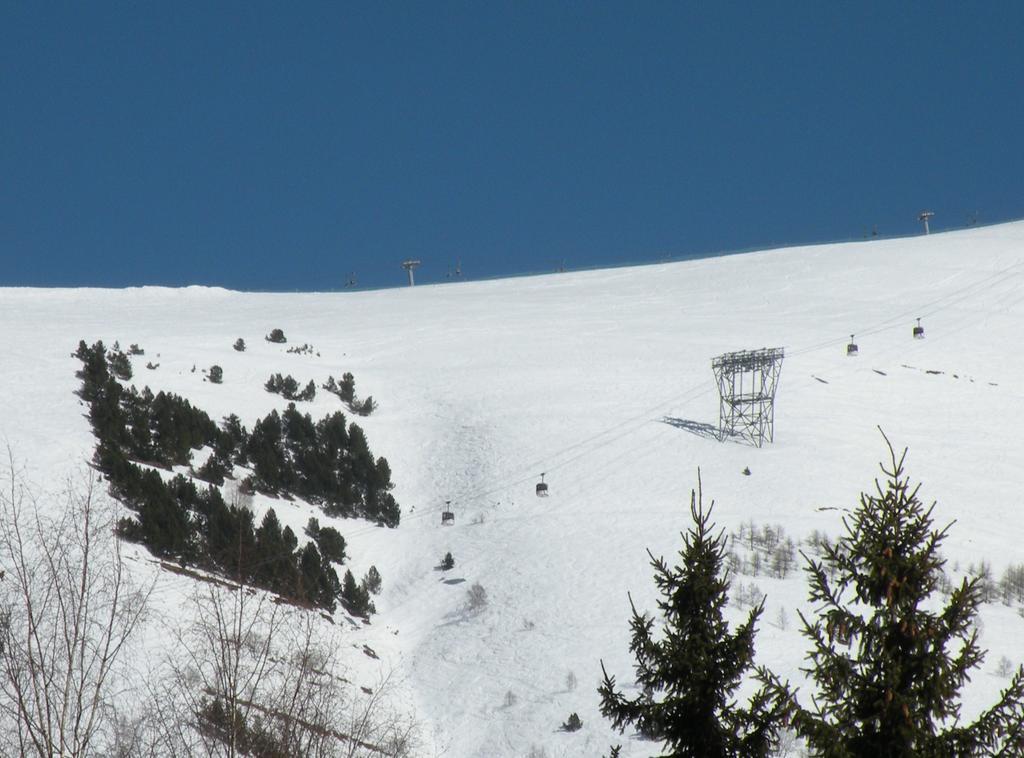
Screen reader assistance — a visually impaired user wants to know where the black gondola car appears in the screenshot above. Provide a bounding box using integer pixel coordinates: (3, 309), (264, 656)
(536, 473), (549, 497)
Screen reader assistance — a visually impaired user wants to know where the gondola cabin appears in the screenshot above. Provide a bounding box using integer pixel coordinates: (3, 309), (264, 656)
(441, 501), (455, 525)
(847, 334), (859, 356)
(913, 318), (925, 339)
(536, 473), (549, 497)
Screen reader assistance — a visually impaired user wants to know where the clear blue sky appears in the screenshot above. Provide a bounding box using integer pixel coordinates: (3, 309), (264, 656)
(2, 3), (1022, 290)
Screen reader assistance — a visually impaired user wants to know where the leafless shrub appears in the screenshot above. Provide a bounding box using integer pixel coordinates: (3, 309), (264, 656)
(750, 550), (762, 576)
(0, 462), (151, 757)
(143, 584), (285, 757)
(466, 582), (488, 612)
(805, 529), (831, 556)
(999, 564), (1024, 605)
(726, 549), (742, 577)
(968, 561), (999, 603)
(732, 582), (765, 610)
(775, 606), (788, 631)
(771, 727), (802, 757)
(770, 537), (796, 578)
(936, 568), (954, 597)
(142, 585), (418, 757)
(338, 669), (420, 758)
(565, 671), (578, 691)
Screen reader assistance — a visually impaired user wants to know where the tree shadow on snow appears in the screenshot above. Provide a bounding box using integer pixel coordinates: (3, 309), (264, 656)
(661, 417), (746, 445)
(662, 417), (717, 440)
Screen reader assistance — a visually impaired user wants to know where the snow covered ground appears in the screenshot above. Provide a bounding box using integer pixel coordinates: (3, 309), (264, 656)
(3, 221), (1024, 756)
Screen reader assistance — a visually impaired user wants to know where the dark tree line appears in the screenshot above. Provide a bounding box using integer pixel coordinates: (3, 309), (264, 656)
(264, 373), (316, 401)
(74, 340), (400, 613)
(241, 403), (398, 525)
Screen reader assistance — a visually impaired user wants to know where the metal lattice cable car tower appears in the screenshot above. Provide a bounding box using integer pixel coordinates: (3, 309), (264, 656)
(711, 347), (784, 448)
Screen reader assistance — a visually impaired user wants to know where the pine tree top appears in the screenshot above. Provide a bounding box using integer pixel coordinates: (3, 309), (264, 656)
(599, 473), (788, 757)
(779, 431), (1024, 756)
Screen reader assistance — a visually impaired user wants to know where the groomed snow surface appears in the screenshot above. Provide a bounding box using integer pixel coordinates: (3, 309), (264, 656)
(4, 222), (1024, 756)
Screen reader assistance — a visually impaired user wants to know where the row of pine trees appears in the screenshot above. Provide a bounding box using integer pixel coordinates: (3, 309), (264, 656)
(74, 339), (397, 614)
(599, 437), (1024, 756)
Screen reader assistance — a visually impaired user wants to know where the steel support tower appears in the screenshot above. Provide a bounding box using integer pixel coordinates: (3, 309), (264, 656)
(711, 347), (784, 447)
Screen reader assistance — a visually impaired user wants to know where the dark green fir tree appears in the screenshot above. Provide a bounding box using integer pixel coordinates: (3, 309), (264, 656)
(340, 569), (375, 618)
(772, 433), (1024, 756)
(339, 372), (356, 404)
(599, 475), (787, 757)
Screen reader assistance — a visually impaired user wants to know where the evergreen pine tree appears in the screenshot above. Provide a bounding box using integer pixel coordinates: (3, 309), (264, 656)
(561, 712), (583, 732)
(106, 346), (133, 380)
(768, 434), (1024, 756)
(298, 542), (328, 607)
(315, 525), (347, 564)
(339, 372), (356, 404)
(340, 569), (375, 618)
(295, 379), (316, 402)
(304, 517), (320, 539)
(362, 565), (382, 595)
(195, 455), (227, 485)
(265, 373), (283, 394)
(599, 476), (787, 757)
(281, 375), (299, 399)
(247, 410), (286, 492)
(254, 509), (285, 590)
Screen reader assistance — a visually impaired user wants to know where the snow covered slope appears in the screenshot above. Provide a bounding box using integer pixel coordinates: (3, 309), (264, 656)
(4, 222), (1024, 756)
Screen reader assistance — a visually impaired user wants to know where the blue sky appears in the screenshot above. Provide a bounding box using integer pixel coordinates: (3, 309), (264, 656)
(2, 3), (1022, 290)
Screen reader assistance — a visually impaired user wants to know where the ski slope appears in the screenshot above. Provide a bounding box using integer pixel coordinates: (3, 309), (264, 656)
(3, 222), (1024, 756)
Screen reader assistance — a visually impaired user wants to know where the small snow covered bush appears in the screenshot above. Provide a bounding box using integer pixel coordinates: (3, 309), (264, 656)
(362, 565), (382, 595)
(465, 582), (487, 612)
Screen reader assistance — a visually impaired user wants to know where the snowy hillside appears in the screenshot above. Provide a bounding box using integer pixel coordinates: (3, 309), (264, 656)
(4, 221), (1024, 756)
